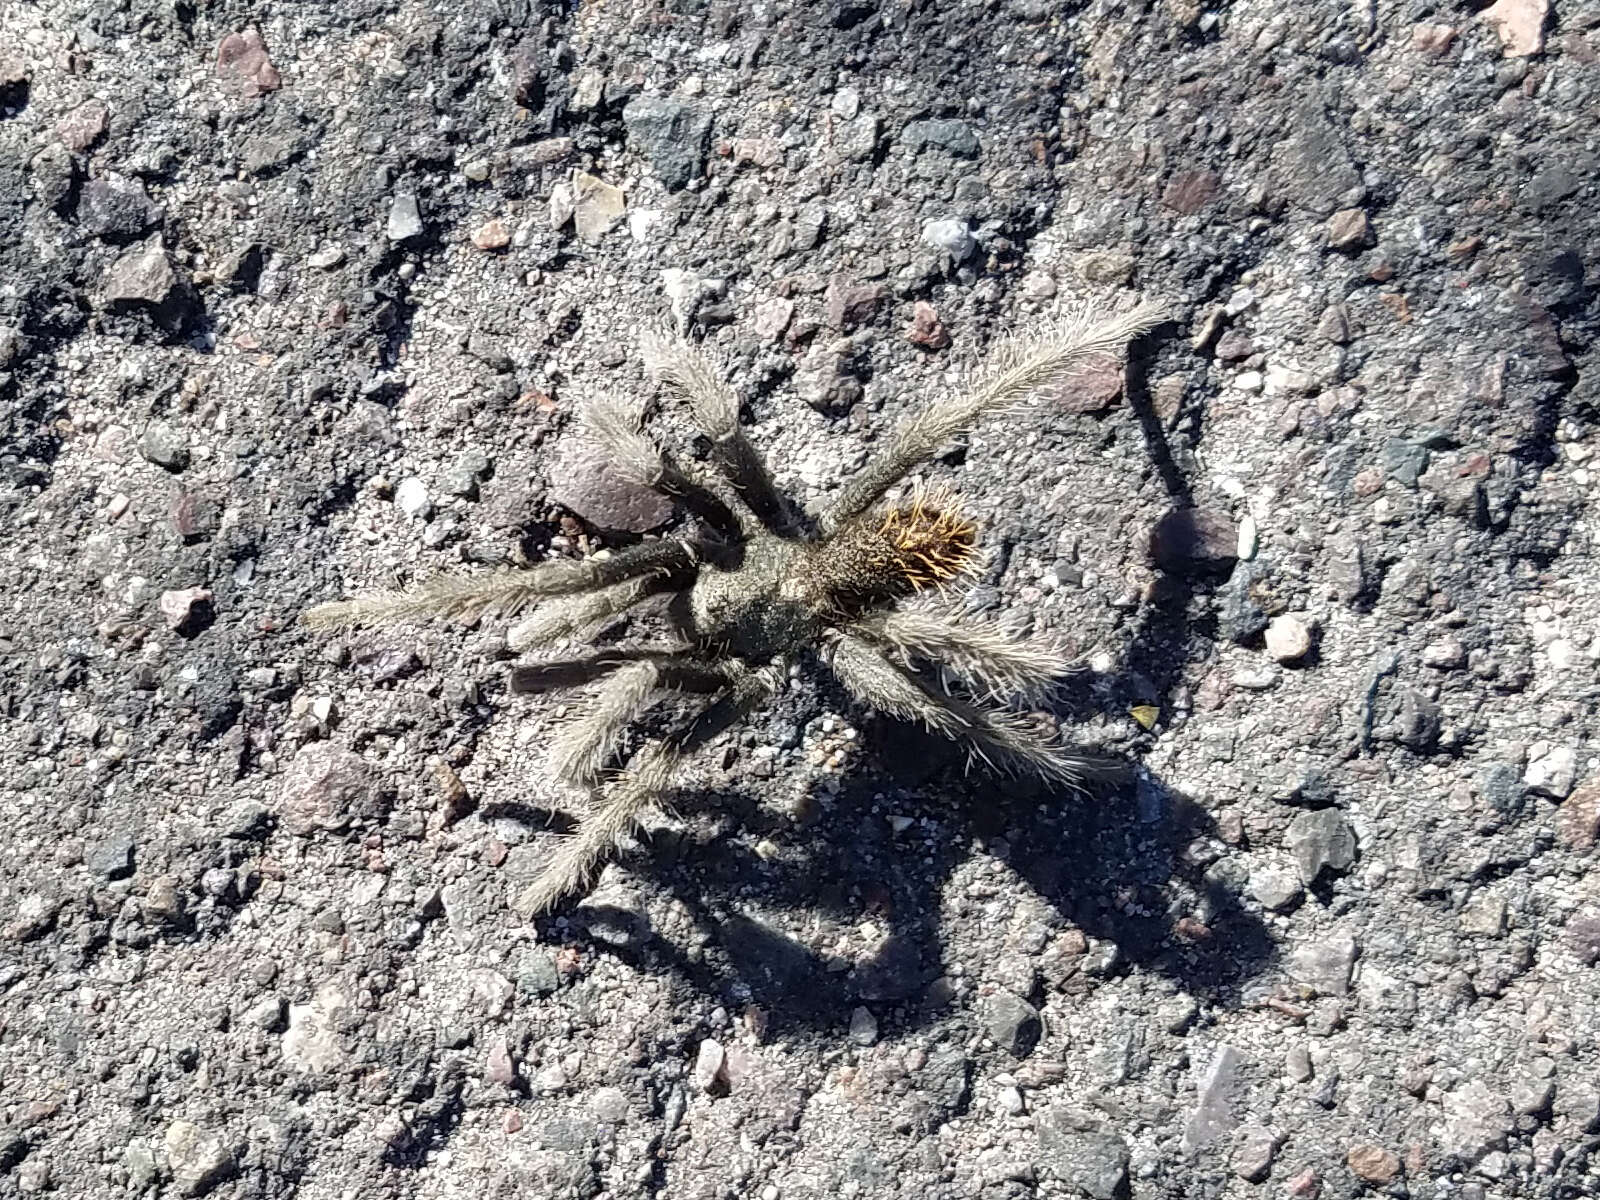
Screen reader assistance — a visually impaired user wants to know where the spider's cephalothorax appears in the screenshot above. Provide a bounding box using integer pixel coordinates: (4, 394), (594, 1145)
(303, 301), (1165, 913)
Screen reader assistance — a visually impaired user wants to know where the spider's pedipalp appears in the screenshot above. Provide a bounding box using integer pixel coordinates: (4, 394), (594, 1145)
(828, 633), (1104, 791)
(300, 538), (698, 631)
(640, 328), (796, 536)
(517, 664), (779, 915)
(822, 299), (1166, 534)
(853, 604), (1079, 701)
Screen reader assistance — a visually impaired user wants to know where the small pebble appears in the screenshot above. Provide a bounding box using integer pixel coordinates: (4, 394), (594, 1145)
(471, 219), (511, 251)
(848, 1006), (878, 1046)
(1265, 615), (1312, 663)
(395, 477), (432, 519)
(159, 587), (213, 633)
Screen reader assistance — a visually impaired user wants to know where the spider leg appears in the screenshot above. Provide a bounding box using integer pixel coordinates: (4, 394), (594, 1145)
(821, 301), (1166, 535)
(504, 574), (674, 652)
(508, 649), (691, 694)
(640, 329), (798, 537)
(850, 604), (1079, 701)
(545, 656), (737, 788)
(828, 633), (1103, 791)
(517, 663), (779, 915)
(302, 538), (698, 630)
(582, 390), (756, 541)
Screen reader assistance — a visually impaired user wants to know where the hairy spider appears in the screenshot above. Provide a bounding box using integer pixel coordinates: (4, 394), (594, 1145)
(304, 300), (1165, 913)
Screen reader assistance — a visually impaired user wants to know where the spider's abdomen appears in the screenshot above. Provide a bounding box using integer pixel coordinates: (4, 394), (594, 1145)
(799, 488), (979, 619)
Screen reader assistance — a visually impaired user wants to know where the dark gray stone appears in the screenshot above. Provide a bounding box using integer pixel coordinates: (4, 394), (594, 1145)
(517, 951), (561, 997)
(1037, 1108), (1130, 1200)
(1216, 559), (1274, 643)
(85, 834), (135, 880)
(1479, 762), (1525, 815)
(622, 96), (712, 189)
(1383, 437), (1429, 488)
(139, 421), (189, 471)
(77, 174), (164, 240)
(443, 449), (491, 498)
(982, 990), (1041, 1058)
(1276, 105), (1361, 215)
(903, 118), (981, 158)
(1286, 809), (1357, 883)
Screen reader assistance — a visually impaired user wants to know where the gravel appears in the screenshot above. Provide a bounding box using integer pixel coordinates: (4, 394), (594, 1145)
(2, 0), (1598, 1196)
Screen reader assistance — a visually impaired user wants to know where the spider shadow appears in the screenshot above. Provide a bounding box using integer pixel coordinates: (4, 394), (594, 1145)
(585, 723), (1274, 1036)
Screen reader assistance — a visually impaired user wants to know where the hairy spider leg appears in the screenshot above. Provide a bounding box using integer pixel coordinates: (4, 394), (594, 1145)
(821, 302), (1167, 535)
(516, 664), (780, 914)
(641, 329), (801, 538)
(300, 537), (701, 630)
(582, 389), (757, 542)
(849, 604), (1080, 702)
(828, 633), (1099, 791)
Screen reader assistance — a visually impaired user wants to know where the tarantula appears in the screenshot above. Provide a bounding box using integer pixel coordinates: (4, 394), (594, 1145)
(304, 300), (1165, 913)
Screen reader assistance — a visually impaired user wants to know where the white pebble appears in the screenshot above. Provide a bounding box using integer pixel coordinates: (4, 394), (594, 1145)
(395, 477), (432, 519)
(1265, 615), (1311, 663)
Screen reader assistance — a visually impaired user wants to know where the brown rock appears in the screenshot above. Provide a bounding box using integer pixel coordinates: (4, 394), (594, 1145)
(1411, 23), (1457, 56)
(1162, 168), (1220, 214)
(159, 587), (213, 633)
(55, 100), (108, 152)
(508, 37), (541, 107)
(516, 137), (574, 167)
(1347, 1144), (1402, 1184)
(1480, 0), (1548, 57)
(1318, 304), (1352, 344)
(1058, 363), (1124, 413)
(1214, 331), (1254, 361)
(754, 296), (794, 343)
(905, 300), (950, 350)
(280, 743), (388, 834)
(216, 29), (282, 98)
(1558, 784), (1600, 851)
(433, 761), (472, 826)
(1149, 508), (1238, 574)
(731, 137), (783, 168)
(1286, 1167), (1321, 1197)
(1352, 467), (1385, 496)
(1326, 208), (1374, 251)
(471, 218), (511, 251)
(549, 436), (673, 532)
(825, 277), (889, 330)
(1568, 907), (1600, 965)
(169, 492), (218, 541)
(1152, 374), (1187, 425)
(102, 236), (180, 307)
(484, 1035), (516, 1085)
(1265, 615), (1313, 663)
